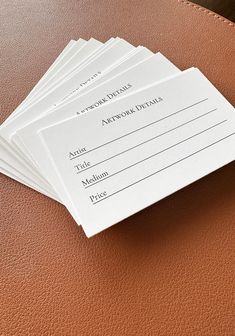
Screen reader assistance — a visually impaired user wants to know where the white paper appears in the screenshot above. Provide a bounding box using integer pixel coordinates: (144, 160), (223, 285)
(14, 53), (180, 215)
(38, 68), (235, 237)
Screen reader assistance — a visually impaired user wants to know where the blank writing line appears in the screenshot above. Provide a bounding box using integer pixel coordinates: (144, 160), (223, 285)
(77, 108), (217, 174)
(85, 120), (226, 188)
(71, 98), (208, 160)
(92, 131), (235, 204)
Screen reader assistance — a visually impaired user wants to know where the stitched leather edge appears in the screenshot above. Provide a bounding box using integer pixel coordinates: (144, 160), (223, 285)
(178, 0), (235, 28)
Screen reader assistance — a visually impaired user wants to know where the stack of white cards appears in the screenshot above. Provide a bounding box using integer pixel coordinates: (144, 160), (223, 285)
(1, 37), (234, 237)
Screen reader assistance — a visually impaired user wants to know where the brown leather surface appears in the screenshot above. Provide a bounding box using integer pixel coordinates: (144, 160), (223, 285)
(1, 1), (234, 335)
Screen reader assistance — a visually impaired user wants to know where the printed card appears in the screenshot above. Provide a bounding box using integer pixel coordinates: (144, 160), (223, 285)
(38, 68), (235, 236)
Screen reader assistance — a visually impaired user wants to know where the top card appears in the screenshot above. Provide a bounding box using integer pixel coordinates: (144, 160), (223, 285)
(38, 68), (235, 237)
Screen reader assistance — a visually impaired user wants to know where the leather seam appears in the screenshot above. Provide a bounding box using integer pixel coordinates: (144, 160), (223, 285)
(178, 0), (235, 28)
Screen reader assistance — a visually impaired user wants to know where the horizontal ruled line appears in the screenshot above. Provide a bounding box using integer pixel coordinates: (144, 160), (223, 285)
(92, 130), (235, 204)
(85, 119), (226, 188)
(77, 108), (217, 175)
(71, 97), (208, 160)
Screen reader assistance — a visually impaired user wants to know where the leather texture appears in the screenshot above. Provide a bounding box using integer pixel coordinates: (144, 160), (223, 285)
(1, 1), (234, 335)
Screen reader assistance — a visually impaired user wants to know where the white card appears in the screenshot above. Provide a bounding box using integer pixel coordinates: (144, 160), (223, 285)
(38, 68), (235, 237)
(14, 53), (180, 213)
